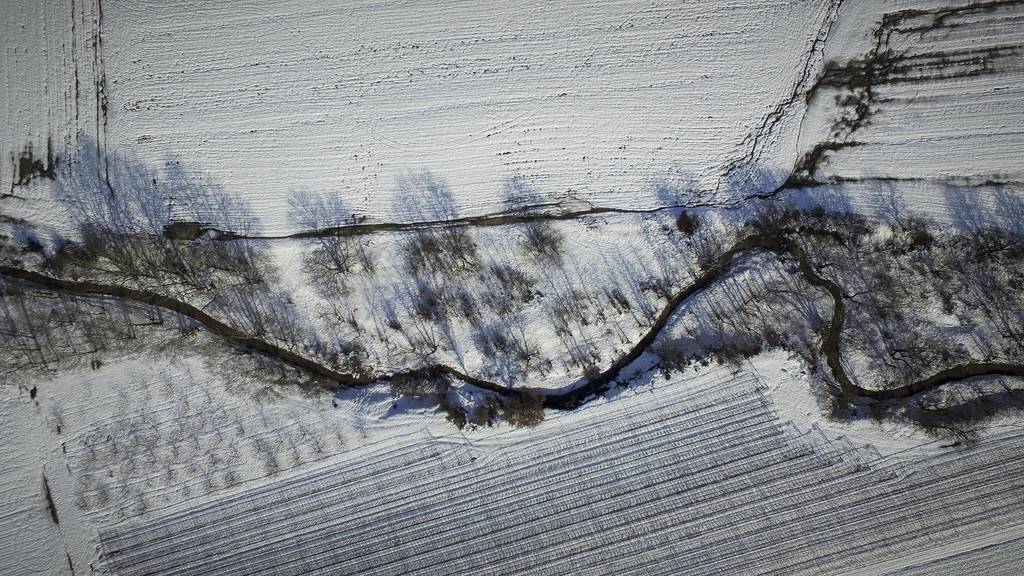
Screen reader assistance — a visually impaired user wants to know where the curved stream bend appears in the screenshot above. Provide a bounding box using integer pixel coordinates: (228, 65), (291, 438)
(2, 230), (1022, 411)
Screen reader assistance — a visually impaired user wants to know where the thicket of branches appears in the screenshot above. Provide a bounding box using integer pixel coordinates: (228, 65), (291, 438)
(6, 148), (1024, 434)
(654, 192), (1024, 434)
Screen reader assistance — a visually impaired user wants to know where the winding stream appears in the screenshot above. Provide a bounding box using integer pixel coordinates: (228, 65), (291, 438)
(3, 227), (1021, 412)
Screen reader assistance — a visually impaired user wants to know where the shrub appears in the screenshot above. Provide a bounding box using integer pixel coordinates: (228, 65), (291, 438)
(413, 282), (445, 323)
(676, 211), (701, 235)
(583, 364), (602, 382)
(641, 277), (673, 300)
(707, 341), (762, 369)
(389, 373), (448, 400)
(747, 202), (798, 233)
(480, 264), (536, 317)
(521, 221), (564, 263)
(403, 227), (480, 276)
(442, 403), (468, 429)
(693, 233), (724, 272)
(469, 397), (501, 428)
(501, 390), (545, 427)
(489, 264), (535, 302)
(334, 341), (370, 378)
(453, 288), (479, 322)
(654, 340), (690, 375)
(471, 325), (512, 358)
(604, 287), (632, 314)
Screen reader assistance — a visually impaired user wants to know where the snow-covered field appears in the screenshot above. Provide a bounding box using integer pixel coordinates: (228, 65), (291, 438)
(3, 0), (1024, 574)
(6, 0), (845, 232)
(92, 364), (1024, 575)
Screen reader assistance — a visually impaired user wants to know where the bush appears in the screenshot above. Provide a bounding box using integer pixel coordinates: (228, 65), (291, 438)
(489, 264), (535, 302)
(389, 373), (448, 400)
(453, 288), (479, 322)
(521, 221), (564, 263)
(747, 202), (798, 233)
(334, 341), (370, 378)
(469, 397), (501, 428)
(707, 341), (762, 369)
(676, 211), (701, 235)
(471, 325), (513, 358)
(413, 282), (446, 324)
(442, 403), (468, 429)
(583, 364), (602, 381)
(501, 390), (545, 427)
(604, 287), (632, 314)
(654, 340), (690, 375)
(403, 228), (480, 276)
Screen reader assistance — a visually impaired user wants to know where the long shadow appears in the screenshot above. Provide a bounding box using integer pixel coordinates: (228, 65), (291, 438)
(7, 141), (1024, 421)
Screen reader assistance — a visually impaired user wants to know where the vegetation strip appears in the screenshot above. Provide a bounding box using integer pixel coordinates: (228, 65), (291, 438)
(2, 228), (1022, 410)
(176, 201), (697, 242)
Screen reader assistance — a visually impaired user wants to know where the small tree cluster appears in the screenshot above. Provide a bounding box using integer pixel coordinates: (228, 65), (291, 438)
(480, 264), (536, 315)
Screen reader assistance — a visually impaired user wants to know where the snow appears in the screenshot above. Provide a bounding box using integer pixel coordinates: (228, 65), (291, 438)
(798, 0), (1024, 183)
(87, 363), (1024, 575)
(853, 528), (1024, 576)
(0, 387), (71, 576)
(3, 348), (1022, 575)
(3, 0), (1024, 573)
(6, 0), (846, 234)
(753, 351), (946, 457)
